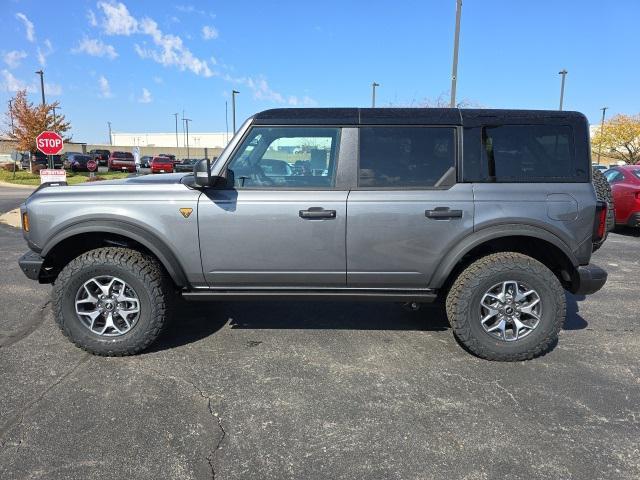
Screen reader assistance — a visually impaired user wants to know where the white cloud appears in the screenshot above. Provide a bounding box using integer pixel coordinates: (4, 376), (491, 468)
(16, 13), (35, 42)
(73, 37), (118, 59)
(134, 17), (214, 77)
(202, 25), (218, 40)
(98, 75), (113, 98)
(152, 76), (163, 84)
(36, 39), (53, 67)
(1, 69), (32, 92)
(87, 9), (98, 27)
(0, 69), (62, 96)
(98, 1), (138, 35)
(138, 87), (152, 103)
(3, 50), (27, 69)
(287, 95), (318, 107)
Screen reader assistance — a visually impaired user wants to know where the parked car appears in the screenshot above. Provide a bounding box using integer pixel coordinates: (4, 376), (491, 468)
(592, 164), (608, 173)
(150, 156), (174, 174)
(158, 153), (178, 165)
(604, 165), (640, 227)
(108, 151), (136, 172)
(18, 108), (608, 360)
(66, 154), (94, 172)
(174, 158), (199, 172)
(22, 151), (63, 170)
(89, 149), (111, 166)
(139, 156), (153, 168)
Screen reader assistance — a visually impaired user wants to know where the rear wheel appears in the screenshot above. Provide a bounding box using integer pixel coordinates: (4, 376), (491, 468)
(52, 247), (173, 356)
(446, 252), (565, 361)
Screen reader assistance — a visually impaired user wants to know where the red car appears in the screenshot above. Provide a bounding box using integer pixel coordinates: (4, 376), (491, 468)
(604, 165), (640, 227)
(150, 156), (174, 174)
(108, 151), (136, 172)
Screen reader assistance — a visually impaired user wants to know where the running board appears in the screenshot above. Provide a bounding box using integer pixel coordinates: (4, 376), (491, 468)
(182, 289), (437, 303)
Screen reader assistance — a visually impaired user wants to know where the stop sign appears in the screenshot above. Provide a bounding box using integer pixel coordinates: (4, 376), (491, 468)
(36, 131), (63, 155)
(86, 159), (97, 172)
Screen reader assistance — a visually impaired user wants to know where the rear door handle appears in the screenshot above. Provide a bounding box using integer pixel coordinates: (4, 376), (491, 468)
(425, 208), (463, 219)
(299, 207), (337, 219)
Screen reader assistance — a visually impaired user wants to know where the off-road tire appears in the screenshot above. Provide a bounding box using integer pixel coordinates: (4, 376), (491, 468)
(446, 252), (565, 361)
(52, 247), (172, 356)
(592, 167), (614, 251)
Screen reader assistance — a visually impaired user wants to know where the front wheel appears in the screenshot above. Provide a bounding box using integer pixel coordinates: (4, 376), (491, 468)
(446, 252), (565, 361)
(52, 247), (173, 356)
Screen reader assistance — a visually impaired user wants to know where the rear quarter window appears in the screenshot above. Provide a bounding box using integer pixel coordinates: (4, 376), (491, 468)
(463, 124), (588, 183)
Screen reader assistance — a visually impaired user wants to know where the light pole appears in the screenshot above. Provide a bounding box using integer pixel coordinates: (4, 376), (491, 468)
(558, 69), (568, 110)
(449, 0), (463, 108)
(232, 90), (239, 133)
(371, 82), (379, 108)
(225, 101), (229, 145)
(107, 121), (112, 145)
(597, 106), (608, 164)
(35, 70), (46, 106)
(183, 117), (192, 159)
(173, 113), (179, 154)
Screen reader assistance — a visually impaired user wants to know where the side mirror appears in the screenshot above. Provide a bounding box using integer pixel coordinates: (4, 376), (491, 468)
(193, 158), (229, 188)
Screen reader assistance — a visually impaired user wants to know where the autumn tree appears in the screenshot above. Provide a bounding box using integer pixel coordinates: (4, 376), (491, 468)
(591, 114), (640, 165)
(3, 89), (71, 153)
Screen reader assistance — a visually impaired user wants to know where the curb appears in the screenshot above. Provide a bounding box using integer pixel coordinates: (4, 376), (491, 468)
(0, 180), (37, 190)
(0, 208), (21, 228)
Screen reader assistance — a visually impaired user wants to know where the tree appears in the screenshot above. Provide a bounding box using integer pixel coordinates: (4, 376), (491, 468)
(591, 114), (640, 165)
(3, 90), (71, 153)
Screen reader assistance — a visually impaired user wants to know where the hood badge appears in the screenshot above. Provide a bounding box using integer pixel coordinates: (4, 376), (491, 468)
(179, 208), (193, 218)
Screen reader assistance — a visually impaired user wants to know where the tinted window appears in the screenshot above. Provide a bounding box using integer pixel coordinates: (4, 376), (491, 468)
(484, 125), (583, 182)
(604, 169), (624, 183)
(227, 127), (340, 188)
(358, 127), (455, 187)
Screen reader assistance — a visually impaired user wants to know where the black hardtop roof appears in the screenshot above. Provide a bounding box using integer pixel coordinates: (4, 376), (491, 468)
(252, 108), (587, 126)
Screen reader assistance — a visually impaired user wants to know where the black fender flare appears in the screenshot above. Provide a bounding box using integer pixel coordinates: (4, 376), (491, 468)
(41, 219), (188, 287)
(428, 223), (579, 289)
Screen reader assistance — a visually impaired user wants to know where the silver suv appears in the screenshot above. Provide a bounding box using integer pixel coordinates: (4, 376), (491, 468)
(18, 108), (608, 360)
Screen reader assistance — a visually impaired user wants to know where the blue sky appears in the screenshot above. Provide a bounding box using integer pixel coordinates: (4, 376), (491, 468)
(1, 0), (638, 143)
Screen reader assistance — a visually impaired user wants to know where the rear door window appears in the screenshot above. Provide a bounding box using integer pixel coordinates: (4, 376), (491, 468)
(358, 127), (456, 188)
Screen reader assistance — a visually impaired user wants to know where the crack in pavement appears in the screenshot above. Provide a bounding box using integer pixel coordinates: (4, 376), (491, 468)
(0, 353), (91, 453)
(145, 366), (226, 479)
(0, 300), (50, 349)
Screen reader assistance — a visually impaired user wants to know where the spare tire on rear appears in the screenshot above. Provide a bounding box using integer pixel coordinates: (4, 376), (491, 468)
(591, 167), (615, 252)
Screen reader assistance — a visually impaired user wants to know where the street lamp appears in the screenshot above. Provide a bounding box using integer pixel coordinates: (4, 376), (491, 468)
(232, 90), (239, 133)
(449, 0), (463, 108)
(558, 69), (568, 111)
(107, 121), (112, 145)
(173, 113), (179, 153)
(597, 106), (608, 164)
(183, 117), (192, 159)
(371, 82), (380, 108)
(35, 70), (45, 106)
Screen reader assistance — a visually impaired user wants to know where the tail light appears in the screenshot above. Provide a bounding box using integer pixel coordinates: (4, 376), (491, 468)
(593, 201), (607, 242)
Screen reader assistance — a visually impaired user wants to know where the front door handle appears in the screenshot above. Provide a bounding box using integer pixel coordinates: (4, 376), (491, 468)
(299, 207), (337, 219)
(425, 208), (463, 219)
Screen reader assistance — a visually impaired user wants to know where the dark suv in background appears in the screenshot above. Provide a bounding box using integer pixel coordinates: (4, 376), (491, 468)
(89, 149), (111, 166)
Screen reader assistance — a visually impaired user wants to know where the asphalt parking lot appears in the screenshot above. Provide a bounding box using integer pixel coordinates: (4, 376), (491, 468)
(0, 186), (639, 480)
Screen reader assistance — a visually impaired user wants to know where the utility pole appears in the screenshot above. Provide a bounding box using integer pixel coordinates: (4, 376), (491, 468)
(232, 90), (239, 133)
(8, 100), (14, 134)
(225, 101), (229, 145)
(371, 82), (379, 108)
(52, 106), (57, 126)
(558, 69), (568, 111)
(449, 0), (463, 108)
(183, 117), (192, 159)
(173, 113), (179, 153)
(107, 121), (112, 145)
(597, 106), (608, 164)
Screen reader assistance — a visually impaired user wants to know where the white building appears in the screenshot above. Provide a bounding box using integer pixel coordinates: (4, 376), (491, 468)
(110, 132), (230, 149)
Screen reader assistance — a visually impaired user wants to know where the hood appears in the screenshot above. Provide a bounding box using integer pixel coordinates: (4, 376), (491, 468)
(76, 172), (189, 187)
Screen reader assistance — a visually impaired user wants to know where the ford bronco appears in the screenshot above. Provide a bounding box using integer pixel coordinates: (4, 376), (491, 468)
(18, 108), (608, 360)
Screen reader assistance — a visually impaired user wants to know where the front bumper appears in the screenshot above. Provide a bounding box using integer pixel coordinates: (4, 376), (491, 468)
(19, 250), (44, 281)
(570, 264), (608, 295)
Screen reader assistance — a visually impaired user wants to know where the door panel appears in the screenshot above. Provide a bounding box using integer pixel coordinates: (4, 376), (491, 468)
(346, 185), (474, 288)
(198, 190), (348, 287)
